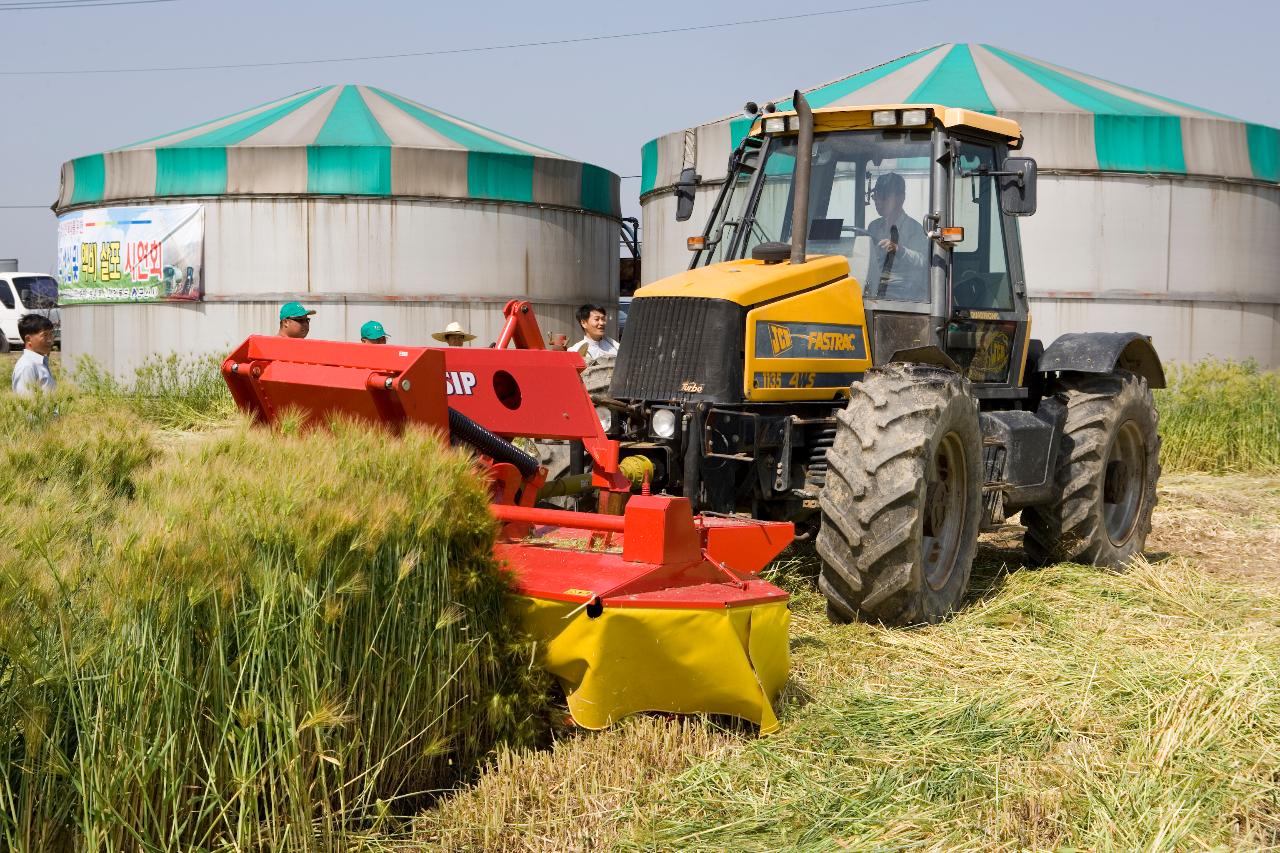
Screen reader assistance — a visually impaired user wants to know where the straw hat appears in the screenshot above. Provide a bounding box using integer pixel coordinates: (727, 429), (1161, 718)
(431, 321), (476, 343)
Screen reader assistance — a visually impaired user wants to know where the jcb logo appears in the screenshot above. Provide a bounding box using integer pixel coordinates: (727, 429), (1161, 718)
(768, 323), (793, 356)
(445, 370), (478, 395)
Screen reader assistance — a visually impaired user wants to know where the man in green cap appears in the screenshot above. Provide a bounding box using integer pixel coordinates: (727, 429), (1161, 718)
(279, 302), (316, 338)
(360, 320), (388, 345)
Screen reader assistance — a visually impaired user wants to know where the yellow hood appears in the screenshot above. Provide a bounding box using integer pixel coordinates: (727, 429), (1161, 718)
(636, 255), (850, 308)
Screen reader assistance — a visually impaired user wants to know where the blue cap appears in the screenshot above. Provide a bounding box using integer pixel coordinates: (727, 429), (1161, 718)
(360, 320), (388, 341)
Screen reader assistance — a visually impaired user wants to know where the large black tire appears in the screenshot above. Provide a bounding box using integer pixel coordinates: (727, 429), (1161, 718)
(817, 364), (984, 626)
(1021, 370), (1160, 567)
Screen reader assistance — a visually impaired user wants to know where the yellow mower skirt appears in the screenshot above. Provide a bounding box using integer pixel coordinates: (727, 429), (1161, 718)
(517, 597), (790, 733)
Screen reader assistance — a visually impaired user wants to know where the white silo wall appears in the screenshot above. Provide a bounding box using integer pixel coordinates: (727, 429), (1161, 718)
(62, 197), (618, 377)
(1018, 175), (1280, 364)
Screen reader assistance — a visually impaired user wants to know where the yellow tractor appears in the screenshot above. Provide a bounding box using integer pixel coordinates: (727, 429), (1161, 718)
(605, 93), (1164, 625)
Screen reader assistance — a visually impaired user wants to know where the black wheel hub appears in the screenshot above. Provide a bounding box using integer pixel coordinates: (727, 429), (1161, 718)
(923, 432), (968, 590)
(1103, 419), (1147, 546)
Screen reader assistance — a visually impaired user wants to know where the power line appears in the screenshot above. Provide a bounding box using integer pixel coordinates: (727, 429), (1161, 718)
(0, 204), (51, 209)
(0, 0), (932, 75)
(0, 0), (178, 11)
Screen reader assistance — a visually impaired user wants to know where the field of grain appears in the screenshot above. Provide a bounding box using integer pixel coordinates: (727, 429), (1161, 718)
(1, 355), (1276, 851)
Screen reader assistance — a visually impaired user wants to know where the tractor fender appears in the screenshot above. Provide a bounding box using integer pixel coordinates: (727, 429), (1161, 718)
(1037, 332), (1165, 389)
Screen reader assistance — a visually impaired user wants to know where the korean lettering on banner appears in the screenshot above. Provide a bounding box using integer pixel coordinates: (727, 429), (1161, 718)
(124, 240), (162, 283)
(55, 205), (204, 304)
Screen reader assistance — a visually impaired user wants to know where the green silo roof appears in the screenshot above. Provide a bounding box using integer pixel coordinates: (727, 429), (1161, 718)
(642, 44), (1280, 194)
(56, 85), (619, 217)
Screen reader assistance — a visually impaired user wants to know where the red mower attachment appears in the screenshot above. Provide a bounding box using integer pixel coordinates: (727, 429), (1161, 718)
(224, 301), (794, 732)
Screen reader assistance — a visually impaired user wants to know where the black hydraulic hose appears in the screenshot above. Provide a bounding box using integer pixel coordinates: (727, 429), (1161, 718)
(447, 407), (540, 479)
(683, 404), (706, 510)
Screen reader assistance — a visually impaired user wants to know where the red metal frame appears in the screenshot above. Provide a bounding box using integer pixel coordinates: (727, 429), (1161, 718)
(223, 300), (793, 614)
(494, 299), (547, 350)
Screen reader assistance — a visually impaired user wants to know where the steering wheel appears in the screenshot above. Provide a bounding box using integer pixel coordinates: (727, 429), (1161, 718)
(840, 226), (872, 238)
(954, 269), (988, 308)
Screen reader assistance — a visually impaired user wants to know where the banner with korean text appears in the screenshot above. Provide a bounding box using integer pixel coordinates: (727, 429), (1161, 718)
(56, 204), (204, 303)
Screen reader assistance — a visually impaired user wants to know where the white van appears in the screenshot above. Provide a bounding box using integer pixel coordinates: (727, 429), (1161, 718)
(0, 272), (60, 351)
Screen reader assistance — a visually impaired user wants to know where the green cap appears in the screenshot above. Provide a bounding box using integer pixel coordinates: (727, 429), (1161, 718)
(279, 301), (316, 320)
(360, 320), (388, 341)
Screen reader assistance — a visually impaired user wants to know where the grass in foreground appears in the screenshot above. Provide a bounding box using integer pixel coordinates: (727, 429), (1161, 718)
(422, 546), (1280, 851)
(0, 399), (545, 851)
(617, 556), (1280, 851)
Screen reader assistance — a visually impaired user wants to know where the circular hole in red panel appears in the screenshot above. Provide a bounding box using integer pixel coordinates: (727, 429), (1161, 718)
(493, 370), (522, 410)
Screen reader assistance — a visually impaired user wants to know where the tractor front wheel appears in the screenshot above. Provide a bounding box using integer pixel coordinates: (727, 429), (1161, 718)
(817, 364), (983, 626)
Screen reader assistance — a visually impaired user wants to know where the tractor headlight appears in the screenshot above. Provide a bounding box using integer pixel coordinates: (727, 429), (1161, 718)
(650, 408), (678, 439)
(763, 116), (789, 134)
(595, 405), (612, 432)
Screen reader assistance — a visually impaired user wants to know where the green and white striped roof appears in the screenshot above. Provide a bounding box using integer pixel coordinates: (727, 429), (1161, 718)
(641, 43), (1280, 194)
(56, 85), (619, 216)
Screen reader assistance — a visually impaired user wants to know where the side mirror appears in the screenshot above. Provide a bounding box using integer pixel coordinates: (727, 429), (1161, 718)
(674, 166), (699, 222)
(999, 157), (1037, 216)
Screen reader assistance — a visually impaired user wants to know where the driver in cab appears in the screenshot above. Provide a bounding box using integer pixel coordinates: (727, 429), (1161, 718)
(867, 172), (928, 301)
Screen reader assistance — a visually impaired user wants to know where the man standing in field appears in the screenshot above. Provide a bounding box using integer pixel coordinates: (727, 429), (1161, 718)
(11, 314), (56, 396)
(278, 302), (315, 338)
(573, 304), (619, 360)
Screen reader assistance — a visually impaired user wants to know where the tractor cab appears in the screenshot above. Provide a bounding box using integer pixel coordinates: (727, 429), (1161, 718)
(686, 103), (1038, 395)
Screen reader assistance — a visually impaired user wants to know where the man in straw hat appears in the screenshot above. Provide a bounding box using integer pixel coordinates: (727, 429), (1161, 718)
(432, 321), (476, 348)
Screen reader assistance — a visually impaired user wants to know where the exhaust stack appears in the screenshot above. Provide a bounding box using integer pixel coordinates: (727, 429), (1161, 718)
(790, 90), (813, 266)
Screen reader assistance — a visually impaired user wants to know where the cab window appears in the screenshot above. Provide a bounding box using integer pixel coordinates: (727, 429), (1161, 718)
(951, 143), (1014, 312)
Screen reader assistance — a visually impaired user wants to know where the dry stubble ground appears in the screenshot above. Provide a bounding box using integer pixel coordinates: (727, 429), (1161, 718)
(415, 473), (1280, 851)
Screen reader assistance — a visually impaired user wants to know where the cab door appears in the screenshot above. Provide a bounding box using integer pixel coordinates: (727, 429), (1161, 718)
(944, 139), (1032, 399)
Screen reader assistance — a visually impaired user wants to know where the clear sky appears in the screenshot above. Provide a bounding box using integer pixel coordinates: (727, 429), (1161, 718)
(1, 0), (1276, 273)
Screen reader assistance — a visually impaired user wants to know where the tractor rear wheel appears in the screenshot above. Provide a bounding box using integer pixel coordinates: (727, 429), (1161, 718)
(1021, 370), (1160, 567)
(817, 364), (983, 626)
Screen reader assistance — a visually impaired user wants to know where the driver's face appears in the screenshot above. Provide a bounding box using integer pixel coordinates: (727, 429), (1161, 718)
(874, 190), (904, 220)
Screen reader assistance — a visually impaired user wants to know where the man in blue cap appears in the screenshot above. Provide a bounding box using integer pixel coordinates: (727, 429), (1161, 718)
(360, 320), (388, 345)
(278, 301), (315, 338)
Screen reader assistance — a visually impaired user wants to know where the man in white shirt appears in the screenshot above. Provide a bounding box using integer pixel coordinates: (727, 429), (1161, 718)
(573, 303), (620, 360)
(866, 172), (929, 302)
(11, 314), (56, 396)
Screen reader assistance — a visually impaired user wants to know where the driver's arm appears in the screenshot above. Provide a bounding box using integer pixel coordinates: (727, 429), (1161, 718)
(894, 218), (928, 270)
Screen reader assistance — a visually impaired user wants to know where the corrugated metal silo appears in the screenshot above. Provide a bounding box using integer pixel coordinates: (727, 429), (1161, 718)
(54, 84), (620, 374)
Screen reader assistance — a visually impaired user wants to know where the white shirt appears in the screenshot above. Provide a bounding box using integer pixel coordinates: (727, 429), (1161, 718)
(11, 348), (55, 396)
(573, 335), (619, 360)
(868, 212), (929, 302)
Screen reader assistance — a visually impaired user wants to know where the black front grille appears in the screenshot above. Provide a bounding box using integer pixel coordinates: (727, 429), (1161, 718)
(610, 296), (745, 403)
